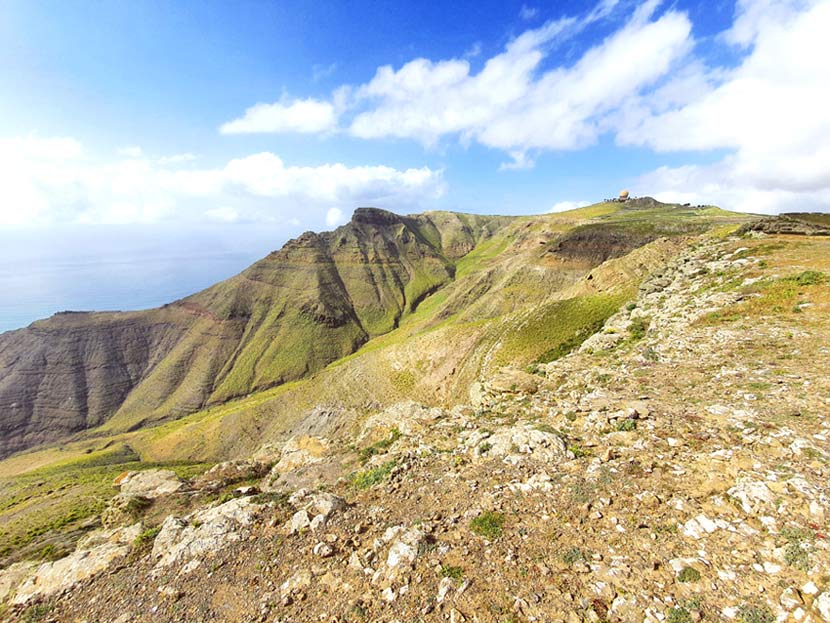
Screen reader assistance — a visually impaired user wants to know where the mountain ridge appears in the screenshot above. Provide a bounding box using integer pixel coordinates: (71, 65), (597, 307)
(0, 201), (752, 460)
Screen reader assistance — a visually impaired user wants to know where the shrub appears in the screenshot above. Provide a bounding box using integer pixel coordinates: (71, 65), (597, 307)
(628, 317), (650, 341)
(440, 564), (464, 581)
(677, 566), (700, 582)
(616, 419), (637, 432)
(667, 607), (692, 623)
(780, 526), (814, 571)
(560, 547), (587, 564)
(470, 511), (504, 539)
(349, 461), (397, 490)
(133, 526), (161, 548)
(359, 429), (401, 462)
(737, 604), (774, 623)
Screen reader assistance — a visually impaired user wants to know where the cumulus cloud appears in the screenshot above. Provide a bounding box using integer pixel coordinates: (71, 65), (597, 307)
(117, 145), (143, 158)
(157, 152), (198, 165)
(520, 5), (539, 20)
(223, 0), (830, 212)
(325, 207), (346, 227)
(344, 4), (692, 171)
(622, 0), (830, 212)
(0, 136), (444, 225)
(548, 200), (591, 213)
(220, 97), (338, 134)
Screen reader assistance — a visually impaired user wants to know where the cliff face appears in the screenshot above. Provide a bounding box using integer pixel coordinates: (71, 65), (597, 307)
(0, 209), (508, 458)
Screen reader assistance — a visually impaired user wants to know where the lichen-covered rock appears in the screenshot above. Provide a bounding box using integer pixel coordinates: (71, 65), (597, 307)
(101, 493), (152, 528)
(12, 524), (141, 605)
(117, 469), (185, 498)
(193, 459), (269, 491)
(359, 402), (445, 442)
(152, 498), (263, 570)
(467, 424), (568, 464)
(0, 561), (38, 603)
(284, 489), (347, 534)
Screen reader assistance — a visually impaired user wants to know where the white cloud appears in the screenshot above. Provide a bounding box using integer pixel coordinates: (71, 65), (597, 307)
(117, 145), (143, 158)
(157, 152), (198, 165)
(0, 137), (445, 225)
(520, 5), (539, 20)
(622, 0), (830, 212)
(312, 63), (338, 83)
(223, 2), (690, 165)
(220, 97), (338, 134)
(205, 207), (240, 223)
(548, 200), (591, 213)
(325, 207), (346, 227)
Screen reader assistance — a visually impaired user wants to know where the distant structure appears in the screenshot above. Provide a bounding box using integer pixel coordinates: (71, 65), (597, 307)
(618, 189), (630, 202)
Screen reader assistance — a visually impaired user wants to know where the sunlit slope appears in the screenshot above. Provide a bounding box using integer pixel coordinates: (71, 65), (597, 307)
(104, 200), (753, 462)
(0, 209), (510, 457)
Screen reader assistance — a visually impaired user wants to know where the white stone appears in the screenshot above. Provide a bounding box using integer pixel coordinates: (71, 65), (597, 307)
(437, 577), (454, 603)
(803, 581), (819, 595)
(814, 591), (830, 621)
(152, 498), (262, 570)
(13, 524), (141, 605)
(118, 469), (184, 498)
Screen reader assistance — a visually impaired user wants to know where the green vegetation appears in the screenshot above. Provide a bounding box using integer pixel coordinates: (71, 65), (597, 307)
(0, 444), (208, 565)
(705, 270), (827, 322)
(359, 429), (402, 462)
(677, 566), (701, 582)
(22, 604), (53, 623)
(616, 419), (637, 432)
(560, 547), (587, 564)
(470, 511), (504, 539)
(780, 526), (815, 571)
(494, 294), (629, 366)
(627, 316), (650, 341)
(440, 564), (464, 581)
(737, 604), (775, 623)
(349, 461), (397, 490)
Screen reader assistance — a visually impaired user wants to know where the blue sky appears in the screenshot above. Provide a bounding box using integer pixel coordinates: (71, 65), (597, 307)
(1, 0), (828, 234)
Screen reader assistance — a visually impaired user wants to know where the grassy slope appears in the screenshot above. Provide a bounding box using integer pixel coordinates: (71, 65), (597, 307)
(0, 201), (755, 564)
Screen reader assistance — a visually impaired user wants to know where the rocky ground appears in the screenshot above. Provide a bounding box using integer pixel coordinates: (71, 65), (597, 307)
(2, 231), (829, 623)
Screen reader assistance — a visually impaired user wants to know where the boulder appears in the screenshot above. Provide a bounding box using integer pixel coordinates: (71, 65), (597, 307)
(117, 469), (185, 499)
(468, 424), (568, 464)
(152, 497), (263, 570)
(192, 459), (269, 491)
(12, 524), (141, 605)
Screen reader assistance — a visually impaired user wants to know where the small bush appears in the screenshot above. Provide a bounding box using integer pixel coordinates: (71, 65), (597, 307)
(133, 527), (161, 547)
(478, 441), (493, 454)
(125, 495), (153, 519)
(359, 429), (402, 462)
(560, 547), (587, 564)
(667, 607), (692, 623)
(628, 317), (650, 341)
(616, 419), (637, 432)
(22, 604), (53, 623)
(470, 511), (504, 539)
(568, 444), (589, 458)
(440, 564), (464, 581)
(780, 526), (814, 571)
(737, 604), (774, 623)
(349, 461), (397, 490)
(677, 566), (700, 582)
(790, 270), (824, 286)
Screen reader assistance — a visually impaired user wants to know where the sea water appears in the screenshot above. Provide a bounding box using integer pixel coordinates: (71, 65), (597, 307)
(0, 224), (290, 334)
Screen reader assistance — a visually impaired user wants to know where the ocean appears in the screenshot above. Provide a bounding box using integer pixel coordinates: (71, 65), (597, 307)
(0, 224), (291, 334)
